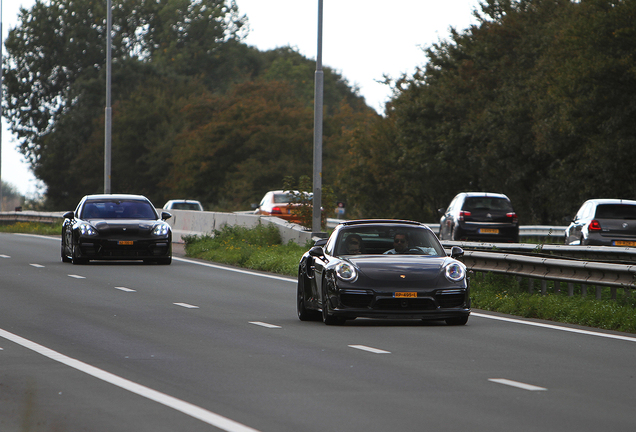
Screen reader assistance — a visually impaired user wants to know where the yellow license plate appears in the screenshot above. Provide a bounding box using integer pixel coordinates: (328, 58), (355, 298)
(479, 228), (499, 234)
(614, 240), (636, 247)
(394, 292), (417, 298)
(118, 240), (134, 245)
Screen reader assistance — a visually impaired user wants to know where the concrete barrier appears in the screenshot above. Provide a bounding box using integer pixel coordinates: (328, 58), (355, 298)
(165, 209), (314, 245)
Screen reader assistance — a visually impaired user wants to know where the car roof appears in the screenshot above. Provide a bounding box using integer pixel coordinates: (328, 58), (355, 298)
(338, 219), (428, 228)
(459, 192), (510, 199)
(165, 199), (202, 204)
(83, 194), (150, 201)
(584, 198), (636, 206)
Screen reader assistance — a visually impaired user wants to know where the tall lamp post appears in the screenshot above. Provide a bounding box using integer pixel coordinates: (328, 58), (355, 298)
(0, 0), (4, 211)
(104, 0), (112, 194)
(312, 0), (324, 234)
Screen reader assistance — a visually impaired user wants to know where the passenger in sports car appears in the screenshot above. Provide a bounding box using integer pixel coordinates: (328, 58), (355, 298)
(344, 234), (363, 254)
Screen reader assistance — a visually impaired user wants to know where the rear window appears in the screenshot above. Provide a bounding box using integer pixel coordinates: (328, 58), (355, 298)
(462, 197), (513, 212)
(171, 202), (202, 210)
(594, 204), (636, 220)
(273, 193), (292, 204)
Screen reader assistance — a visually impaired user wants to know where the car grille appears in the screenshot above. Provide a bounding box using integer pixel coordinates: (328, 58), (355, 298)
(340, 293), (374, 308)
(373, 298), (437, 310)
(435, 293), (466, 308)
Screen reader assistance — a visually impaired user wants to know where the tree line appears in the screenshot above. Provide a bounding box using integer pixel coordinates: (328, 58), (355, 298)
(4, 0), (635, 224)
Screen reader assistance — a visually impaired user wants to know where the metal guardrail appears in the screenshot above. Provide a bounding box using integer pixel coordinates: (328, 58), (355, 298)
(460, 250), (636, 290)
(441, 241), (636, 263)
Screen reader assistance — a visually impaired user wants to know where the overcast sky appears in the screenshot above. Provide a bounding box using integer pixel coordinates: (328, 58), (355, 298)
(2, 0), (481, 196)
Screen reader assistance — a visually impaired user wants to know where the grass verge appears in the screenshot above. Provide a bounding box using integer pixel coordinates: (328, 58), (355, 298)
(185, 225), (636, 333)
(184, 224), (308, 277)
(0, 221), (62, 235)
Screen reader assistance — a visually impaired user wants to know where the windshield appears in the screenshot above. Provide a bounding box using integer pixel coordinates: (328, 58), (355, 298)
(335, 225), (445, 257)
(81, 200), (157, 220)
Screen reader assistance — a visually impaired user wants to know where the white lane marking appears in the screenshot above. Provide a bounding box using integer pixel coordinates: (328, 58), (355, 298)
(115, 286), (136, 293)
(174, 302), (199, 309)
(249, 322), (281, 329)
(0, 328), (261, 432)
(348, 345), (391, 354)
(0, 254), (10, 258)
(472, 312), (636, 343)
(174, 257), (294, 283)
(489, 378), (547, 391)
(30, 263), (45, 268)
(14, 233), (60, 241)
(68, 274), (86, 279)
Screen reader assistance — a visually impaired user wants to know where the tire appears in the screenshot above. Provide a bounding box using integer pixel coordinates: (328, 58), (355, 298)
(71, 242), (88, 265)
(297, 273), (321, 321)
(61, 242), (71, 263)
(322, 279), (345, 326)
(445, 315), (469, 326)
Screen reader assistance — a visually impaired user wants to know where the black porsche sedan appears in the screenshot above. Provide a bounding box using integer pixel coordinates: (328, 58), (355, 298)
(297, 220), (470, 325)
(61, 194), (172, 264)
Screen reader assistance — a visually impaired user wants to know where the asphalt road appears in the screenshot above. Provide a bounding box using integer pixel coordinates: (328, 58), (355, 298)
(1, 233), (636, 431)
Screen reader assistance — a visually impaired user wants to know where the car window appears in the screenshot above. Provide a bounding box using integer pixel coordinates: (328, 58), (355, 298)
(171, 202), (202, 210)
(273, 193), (291, 204)
(594, 204), (636, 220)
(82, 200), (157, 220)
(462, 197), (513, 212)
(335, 226), (445, 256)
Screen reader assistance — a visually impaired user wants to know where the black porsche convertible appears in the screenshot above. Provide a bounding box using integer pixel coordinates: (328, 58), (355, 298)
(61, 194), (172, 264)
(297, 220), (470, 325)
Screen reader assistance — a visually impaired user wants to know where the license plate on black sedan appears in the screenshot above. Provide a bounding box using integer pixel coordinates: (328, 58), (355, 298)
(614, 240), (636, 247)
(479, 228), (499, 234)
(118, 240), (134, 245)
(394, 292), (417, 298)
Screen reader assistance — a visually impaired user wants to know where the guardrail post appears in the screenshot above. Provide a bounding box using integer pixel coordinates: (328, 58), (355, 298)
(528, 278), (534, 294)
(554, 280), (561, 293)
(595, 285), (602, 300)
(581, 284), (587, 297)
(611, 287), (617, 300)
(541, 280), (547, 295)
(568, 282), (574, 297)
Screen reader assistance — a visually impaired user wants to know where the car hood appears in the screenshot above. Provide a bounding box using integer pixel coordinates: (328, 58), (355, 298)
(346, 255), (452, 283)
(88, 218), (158, 234)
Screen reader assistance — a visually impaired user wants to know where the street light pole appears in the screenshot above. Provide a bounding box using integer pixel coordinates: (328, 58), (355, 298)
(0, 0), (4, 211)
(104, 0), (112, 194)
(312, 0), (324, 234)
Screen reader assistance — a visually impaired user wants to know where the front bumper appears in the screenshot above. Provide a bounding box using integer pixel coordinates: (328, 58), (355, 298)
(78, 237), (171, 260)
(328, 288), (470, 320)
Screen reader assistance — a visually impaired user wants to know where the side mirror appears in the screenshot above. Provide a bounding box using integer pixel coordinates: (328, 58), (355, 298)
(63, 211), (75, 220)
(308, 246), (325, 258)
(438, 208), (446, 216)
(450, 246), (464, 258)
(161, 211), (172, 221)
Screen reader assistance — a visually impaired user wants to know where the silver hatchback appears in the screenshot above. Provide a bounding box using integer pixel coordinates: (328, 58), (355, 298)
(565, 199), (636, 246)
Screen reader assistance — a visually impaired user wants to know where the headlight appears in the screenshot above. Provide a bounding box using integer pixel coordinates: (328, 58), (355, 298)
(79, 223), (97, 236)
(152, 223), (170, 236)
(445, 262), (466, 282)
(336, 262), (357, 282)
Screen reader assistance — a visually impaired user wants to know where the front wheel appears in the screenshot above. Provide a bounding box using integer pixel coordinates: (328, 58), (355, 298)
(322, 280), (345, 326)
(297, 273), (321, 321)
(71, 243), (88, 265)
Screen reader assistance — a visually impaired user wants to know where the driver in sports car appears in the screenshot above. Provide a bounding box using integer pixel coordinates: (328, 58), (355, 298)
(384, 232), (410, 254)
(384, 232), (438, 255)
